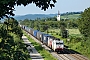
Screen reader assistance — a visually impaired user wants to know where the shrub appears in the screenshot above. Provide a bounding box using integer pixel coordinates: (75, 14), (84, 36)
(56, 33), (58, 35)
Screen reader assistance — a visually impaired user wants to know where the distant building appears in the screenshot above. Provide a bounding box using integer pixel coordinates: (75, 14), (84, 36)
(57, 10), (60, 21)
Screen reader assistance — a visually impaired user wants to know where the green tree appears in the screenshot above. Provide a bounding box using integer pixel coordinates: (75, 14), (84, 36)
(0, 19), (29, 60)
(0, 0), (57, 19)
(78, 7), (90, 37)
(4, 18), (23, 38)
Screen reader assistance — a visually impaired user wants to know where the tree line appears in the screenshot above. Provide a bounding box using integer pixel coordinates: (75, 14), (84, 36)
(61, 11), (83, 16)
(20, 16), (78, 38)
(20, 17), (78, 31)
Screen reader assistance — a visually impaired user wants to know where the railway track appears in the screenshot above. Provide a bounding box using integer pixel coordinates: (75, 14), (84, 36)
(24, 30), (89, 60)
(64, 48), (89, 60)
(70, 50), (88, 60)
(70, 54), (88, 60)
(72, 51), (88, 60)
(58, 54), (71, 60)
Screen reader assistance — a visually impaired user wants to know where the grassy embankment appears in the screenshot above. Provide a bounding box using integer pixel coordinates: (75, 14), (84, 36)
(23, 30), (57, 60)
(48, 28), (90, 59)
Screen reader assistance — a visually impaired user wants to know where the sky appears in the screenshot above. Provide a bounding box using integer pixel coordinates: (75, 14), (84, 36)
(14, 0), (90, 15)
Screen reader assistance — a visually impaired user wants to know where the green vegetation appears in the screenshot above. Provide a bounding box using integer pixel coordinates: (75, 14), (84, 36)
(48, 28), (90, 59)
(61, 14), (80, 19)
(78, 7), (90, 37)
(0, 18), (30, 60)
(2, 0), (90, 59)
(77, 7), (90, 59)
(23, 30), (57, 60)
(20, 7), (90, 59)
(20, 18), (78, 32)
(48, 28), (81, 37)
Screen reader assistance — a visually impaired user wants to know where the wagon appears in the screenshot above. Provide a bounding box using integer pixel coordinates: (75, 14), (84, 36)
(33, 30), (39, 37)
(42, 34), (51, 45)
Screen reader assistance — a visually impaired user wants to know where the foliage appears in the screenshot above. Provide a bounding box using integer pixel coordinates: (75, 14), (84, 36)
(0, 0), (57, 19)
(61, 11), (82, 16)
(59, 22), (69, 38)
(78, 7), (90, 37)
(48, 29), (90, 59)
(0, 19), (30, 60)
(20, 16), (78, 31)
(20, 9), (90, 59)
(4, 18), (23, 38)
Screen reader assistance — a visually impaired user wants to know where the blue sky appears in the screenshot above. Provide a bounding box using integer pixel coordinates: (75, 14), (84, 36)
(14, 0), (90, 15)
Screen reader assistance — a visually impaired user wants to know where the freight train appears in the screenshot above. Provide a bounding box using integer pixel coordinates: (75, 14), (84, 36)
(21, 25), (64, 52)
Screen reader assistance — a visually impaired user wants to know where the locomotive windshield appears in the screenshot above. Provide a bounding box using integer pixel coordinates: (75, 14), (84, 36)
(56, 42), (63, 45)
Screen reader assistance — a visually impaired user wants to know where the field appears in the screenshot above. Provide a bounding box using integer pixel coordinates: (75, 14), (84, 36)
(48, 28), (81, 36)
(48, 28), (82, 45)
(61, 14), (80, 19)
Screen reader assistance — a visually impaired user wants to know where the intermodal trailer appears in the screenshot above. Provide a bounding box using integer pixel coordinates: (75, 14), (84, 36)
(28, 28), (31, 34)
(33, 30), (39, 37)
(22, 25), (25, 29)
(37, 31), (44, 42)
(29, 28), (34, 35)
(26, 27), (30, 32)
(24, 26), (28, 32)
(42, 34), (51, 45)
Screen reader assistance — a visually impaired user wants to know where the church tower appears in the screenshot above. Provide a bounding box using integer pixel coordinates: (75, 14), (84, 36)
(57, 10), (60, 21)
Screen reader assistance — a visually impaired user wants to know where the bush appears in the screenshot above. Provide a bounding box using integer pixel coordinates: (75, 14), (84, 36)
(52, 31), (55, 33)
(50, 31), (52, 33)
(56, 33), (58, 35)
(59, 34), (61, 36)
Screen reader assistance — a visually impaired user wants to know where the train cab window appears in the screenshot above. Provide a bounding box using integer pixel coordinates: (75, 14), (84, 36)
(56, 42), (63, 45)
